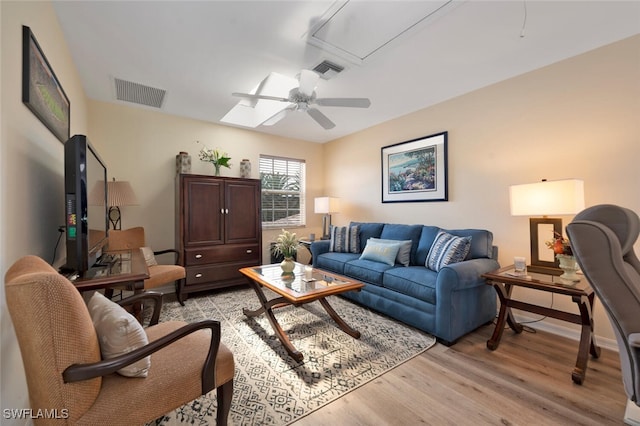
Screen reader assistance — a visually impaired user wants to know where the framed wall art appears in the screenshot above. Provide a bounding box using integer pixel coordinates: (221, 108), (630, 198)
(381, 131), (448, 203)
(22, 25), (70, 143)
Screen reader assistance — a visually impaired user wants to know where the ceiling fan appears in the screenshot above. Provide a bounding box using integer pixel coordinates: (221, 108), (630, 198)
(231, 70), (371, 130)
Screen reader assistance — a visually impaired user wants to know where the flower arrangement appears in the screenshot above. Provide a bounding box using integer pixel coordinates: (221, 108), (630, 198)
(545, 231), (573, 256)
(272, 229), (298, 259)
(198, 143), (231, 175)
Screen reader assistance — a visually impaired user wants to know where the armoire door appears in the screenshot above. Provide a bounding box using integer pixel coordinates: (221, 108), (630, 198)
(184, 177), (224, 246)
(225, 180), (260, 244)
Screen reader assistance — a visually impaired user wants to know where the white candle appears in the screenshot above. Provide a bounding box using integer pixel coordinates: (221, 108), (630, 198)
(304, 265), (313, 280)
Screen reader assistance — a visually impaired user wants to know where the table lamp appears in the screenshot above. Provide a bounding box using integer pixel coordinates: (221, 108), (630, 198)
(509, 178), (584, 274)
(106, 178), (138, 230)
(314, 197), (339, 240)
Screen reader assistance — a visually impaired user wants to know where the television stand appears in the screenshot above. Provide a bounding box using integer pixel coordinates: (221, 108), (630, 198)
(66, 249), (149, 293)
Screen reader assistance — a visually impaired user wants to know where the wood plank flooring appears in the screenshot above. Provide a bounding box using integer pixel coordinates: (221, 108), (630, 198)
(294, 324), (626, 425)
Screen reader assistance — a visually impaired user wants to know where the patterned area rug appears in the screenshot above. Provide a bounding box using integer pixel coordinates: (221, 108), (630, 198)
(151, 287), (436, 425)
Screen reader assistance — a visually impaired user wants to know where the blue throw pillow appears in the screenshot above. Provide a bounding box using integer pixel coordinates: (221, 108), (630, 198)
(329, 225), (360, 253)
(369, 238), (412, 266)
(359, 239), (401, 266)
(426, 231), (472, 272)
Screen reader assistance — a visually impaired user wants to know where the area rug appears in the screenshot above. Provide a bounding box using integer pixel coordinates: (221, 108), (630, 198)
(151, 287), (436, 425)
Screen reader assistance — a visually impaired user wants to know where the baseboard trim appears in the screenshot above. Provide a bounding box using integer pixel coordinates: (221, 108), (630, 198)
(513, 313), (619, 352)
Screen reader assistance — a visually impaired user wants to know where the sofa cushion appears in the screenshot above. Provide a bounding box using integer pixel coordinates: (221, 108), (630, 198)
(446, 229), (494, 259)
(359, 239), (401, 266)
(344, 258), (395, 286)
(370, 238), (412, 266)
(329, 225), (361, 253)
(426, 231), (472, 271)
(379, 224), (423, 265)
(382, 266), (438, 304)
(415, 226), (442, 266)
(315, 252), (360, 274)
(350, 222), (385, 252)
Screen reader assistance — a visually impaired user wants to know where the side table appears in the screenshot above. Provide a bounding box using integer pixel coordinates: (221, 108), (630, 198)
(482, 265), (601, 384)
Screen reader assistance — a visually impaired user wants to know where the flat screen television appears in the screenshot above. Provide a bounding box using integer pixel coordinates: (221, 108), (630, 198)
(63, 134), (109, 274)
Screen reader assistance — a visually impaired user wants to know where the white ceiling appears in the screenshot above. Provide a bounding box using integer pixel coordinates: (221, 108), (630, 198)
(52, 1), (640, 143)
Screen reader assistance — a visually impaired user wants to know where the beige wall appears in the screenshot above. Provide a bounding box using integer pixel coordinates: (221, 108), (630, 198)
(324, 34), (640, 343)
(88, 100), (326, 262)
(1, 0), (90, 420)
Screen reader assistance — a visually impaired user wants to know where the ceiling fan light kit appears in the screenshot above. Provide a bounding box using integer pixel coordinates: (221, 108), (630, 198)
(223, 69), (371, 130)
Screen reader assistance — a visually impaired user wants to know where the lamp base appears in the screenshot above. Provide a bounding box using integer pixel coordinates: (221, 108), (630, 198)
(527, 264), (563, 276)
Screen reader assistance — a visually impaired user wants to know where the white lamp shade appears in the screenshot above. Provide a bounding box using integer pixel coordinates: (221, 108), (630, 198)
(510, 179), (584, 216)
(107, 180), (138, 207)
(314, 197), (340, 214)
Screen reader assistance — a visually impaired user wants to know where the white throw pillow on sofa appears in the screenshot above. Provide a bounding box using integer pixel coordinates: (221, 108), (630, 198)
(369, 238), (412, 266)
(359, 239), (402, 266)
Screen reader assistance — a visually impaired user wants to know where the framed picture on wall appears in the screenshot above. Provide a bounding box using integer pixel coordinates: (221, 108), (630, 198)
(381, 131), (448, 203)
(22, 25), (70, 144)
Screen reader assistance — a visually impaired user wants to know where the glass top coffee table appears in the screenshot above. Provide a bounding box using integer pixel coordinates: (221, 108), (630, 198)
(239, 263), (365, 362)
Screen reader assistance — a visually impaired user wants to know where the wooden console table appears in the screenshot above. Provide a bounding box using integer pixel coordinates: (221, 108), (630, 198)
(482, 265), (601, 384)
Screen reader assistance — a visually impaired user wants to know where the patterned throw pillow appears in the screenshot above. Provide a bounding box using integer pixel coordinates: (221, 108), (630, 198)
(426, 231), (472, 272)
(359, 239), (402, 266)
(329, 225), (361, 253)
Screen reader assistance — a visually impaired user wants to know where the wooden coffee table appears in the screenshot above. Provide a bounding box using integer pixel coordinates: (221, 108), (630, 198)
(239, 263), (364, 362)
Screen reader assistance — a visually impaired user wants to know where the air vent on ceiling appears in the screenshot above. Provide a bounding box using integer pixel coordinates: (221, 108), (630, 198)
(312, 60), (344, 80)
(114, 78), (166, 108)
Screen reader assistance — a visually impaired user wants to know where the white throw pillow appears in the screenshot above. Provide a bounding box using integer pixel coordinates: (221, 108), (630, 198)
(140, 246), (158, 266)
(87, 292), (150, 377)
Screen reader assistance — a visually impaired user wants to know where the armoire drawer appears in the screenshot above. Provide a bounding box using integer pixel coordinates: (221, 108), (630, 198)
(185, 263), (253, 286)
(184, 244), (260, 266)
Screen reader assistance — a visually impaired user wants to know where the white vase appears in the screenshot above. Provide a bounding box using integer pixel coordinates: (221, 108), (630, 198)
(557, 254), (580, 282)
(280, 257), (295, 274)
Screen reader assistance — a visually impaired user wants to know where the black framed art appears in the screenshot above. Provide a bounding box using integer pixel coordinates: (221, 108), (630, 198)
(22, 25), (70, 143)
(381, 131), (448, 203)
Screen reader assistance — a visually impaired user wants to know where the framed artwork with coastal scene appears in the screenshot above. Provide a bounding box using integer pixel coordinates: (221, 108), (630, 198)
(381, 131), (448, 203)
(22, 25), (70, 143)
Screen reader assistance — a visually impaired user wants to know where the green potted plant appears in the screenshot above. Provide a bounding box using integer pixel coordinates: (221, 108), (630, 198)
(272, 229), (298, 273)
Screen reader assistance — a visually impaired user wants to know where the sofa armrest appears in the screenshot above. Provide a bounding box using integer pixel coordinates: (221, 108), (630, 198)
(436, 258), (500, 292)
(311, 240), (331, 265)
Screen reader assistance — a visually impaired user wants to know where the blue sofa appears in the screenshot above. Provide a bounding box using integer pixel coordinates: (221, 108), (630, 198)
(311, 222), (499, 345)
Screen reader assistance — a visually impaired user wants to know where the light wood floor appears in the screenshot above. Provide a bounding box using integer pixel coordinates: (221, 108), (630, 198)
(294, 324), (627, 425)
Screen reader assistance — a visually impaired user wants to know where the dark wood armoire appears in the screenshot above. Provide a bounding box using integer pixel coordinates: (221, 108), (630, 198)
(176, 174), (261, 303)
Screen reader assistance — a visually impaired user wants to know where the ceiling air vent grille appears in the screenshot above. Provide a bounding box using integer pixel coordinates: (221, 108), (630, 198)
(114, 78), (166, 108)
(312, 60), (344, 80)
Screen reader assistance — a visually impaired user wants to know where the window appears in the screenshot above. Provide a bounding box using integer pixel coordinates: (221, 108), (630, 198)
(260, 155), (306, 228)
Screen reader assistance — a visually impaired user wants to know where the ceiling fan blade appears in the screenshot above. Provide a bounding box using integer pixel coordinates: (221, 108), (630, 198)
(232, 92), (289, 103)
(315, 98), (371, 108)
(262, 106), (294, 126)
(307, 107), (335, 129)
(298, 70), (320, 97)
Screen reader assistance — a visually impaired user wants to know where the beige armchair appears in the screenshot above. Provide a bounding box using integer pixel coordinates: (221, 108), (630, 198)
(108, 226), (185, 293)
(5, 255), (234, 425)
